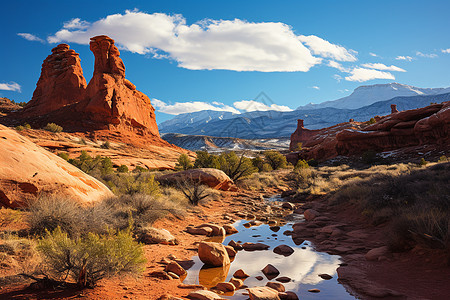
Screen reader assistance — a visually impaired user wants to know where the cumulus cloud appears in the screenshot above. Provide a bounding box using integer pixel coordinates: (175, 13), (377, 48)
(345, 67), (395, 82)
(152, 98), (240, 115)
(17, 33), (44, 43)
(416, 51), (438, 58)
(361, 63), (406, 72)
(395, 55), (413, 61)
(46, 10), (360, 72)
(298, 35), (357, 62)
(233, 100), (292, 112)
(442, 49), (450, 54)
(0, 82), (21, 92)
(63, 18), (90, 29)
(310, 86), (320, 90)
(327, 60), (349, 72)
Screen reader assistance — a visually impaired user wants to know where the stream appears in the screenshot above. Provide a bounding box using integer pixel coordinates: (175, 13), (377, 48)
(181, 196), (356, 299)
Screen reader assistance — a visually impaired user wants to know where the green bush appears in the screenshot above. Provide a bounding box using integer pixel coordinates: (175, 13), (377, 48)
(37, 226), (146, 287)
(43, 123), (63, 133)
(419, 158), (428, 166)
(175, 153), (193, 171)
(68, 151), (113, 176)
(118, 165), (129, 173)
(252, 156), (272, 172)
(438, 156), (448, 162)
(15, 125), (24, 131)
(57, 152), (69, 161)
(100, 141), (111, 149)
(295, 159), (309, 169)
(193, 151), (220, 169)
(367, 117), (376, 125)
(217, 152), (257, 181)
(133, 166), (148, 173)
(106, 173), (160, 196)
(263, 150), (288, 170)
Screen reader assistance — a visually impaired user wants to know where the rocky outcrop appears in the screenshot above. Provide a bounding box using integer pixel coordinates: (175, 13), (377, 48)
(336, 102), (449, 155)
(156, 168), (236, 191)
(288, 102), (450, 162)
(82, 36), (159, 136)
(22, 44), (86, 117)
(0, 98), (21, 116)
(0, 124), (113, 208)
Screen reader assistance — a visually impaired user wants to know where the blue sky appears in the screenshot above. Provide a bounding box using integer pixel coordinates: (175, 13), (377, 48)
(1, 0), (449, 123)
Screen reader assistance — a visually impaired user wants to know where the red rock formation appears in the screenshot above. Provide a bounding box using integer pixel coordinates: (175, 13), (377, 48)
(391, 104), (399, 114)
(0, 98), (21, 116)
(288, 102), (449, 162)
(336, 102), (449, 155)
(22, 44), (86, 117)
(82, 36), (159, 136)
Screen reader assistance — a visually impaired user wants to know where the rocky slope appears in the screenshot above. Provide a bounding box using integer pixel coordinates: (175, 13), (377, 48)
(288, 101), (450, 161)
(162, 133), (289, 152)
(0, 98), (21, 116)
(159, 91), (450, 138)
(0, 124), (113, 208)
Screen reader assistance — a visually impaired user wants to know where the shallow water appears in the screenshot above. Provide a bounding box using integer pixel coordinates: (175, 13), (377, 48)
(182, 218), (356, 299)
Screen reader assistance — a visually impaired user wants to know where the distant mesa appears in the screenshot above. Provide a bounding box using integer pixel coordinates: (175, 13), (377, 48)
(5, 35), (159, 138)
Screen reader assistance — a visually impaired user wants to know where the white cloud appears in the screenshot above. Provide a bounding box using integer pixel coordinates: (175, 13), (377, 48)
(333, 74), (343, 82)
(233, 100), (292, 112)
(416, 51), (438, 58)
(310, 86), (320, 90)
(442, 49), (450, 54)
(0, 82), (21, 92)
(47, 10), (327, 72)
(369, 52), (378, 57)
(327, 60), (350, 72)
(345, 67), (395, 82)
(63, 18), (90, 29)
(361, 63), (406, 72)
(395, 55), (413, 61)
(298, 35), (357, 62)
(338, 89), (350, 93)
(17, 33), (44, 43)
(152, 98), (240, 115)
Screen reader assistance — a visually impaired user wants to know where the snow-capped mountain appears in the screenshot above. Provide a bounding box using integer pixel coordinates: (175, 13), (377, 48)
(158, 110), (237, 133)
(296, 83), (450, 110)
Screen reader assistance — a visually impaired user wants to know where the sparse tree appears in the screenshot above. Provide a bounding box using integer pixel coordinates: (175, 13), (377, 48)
(218, 151), (257, 181)
(175, 153), (193, 171)
(264, 150), (288, 170)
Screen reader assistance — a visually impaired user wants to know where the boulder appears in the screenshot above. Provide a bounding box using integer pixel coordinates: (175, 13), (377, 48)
(187, 226), (213, 236)
(165, 262), (187, 277)
(273, 245), (294, 256)
(157, 168), (236, 191)
(303, 209), (320, 221)
(214, 282), (235, 293)
(233, 269), (250, 278)
(261, 264), (280, 280)
(224, 245), (237, 258)
(0, 124), (113, 208)
(365, 246), (389, 261)
(278, 292), (298, 300)
(318, 274), (333, 280)
(198, 241), (230, 267)
(229, 277), (244, 289)
(265, 282), (285, 292)
(247, 287), (280, 300)
(242, 242), (270, 251)
(281, 202), (295, 210)
(223, 224), (238, 235)
(228, 240), (243, 251)
(188, 290), (223, 300)
(196, 223), (226, 236)
(137, 227), (177, 245)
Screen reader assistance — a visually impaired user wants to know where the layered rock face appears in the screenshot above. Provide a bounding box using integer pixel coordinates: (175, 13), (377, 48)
(22, 44), (86, 117)
(83, 36), (159, 136)
(289, 102), (449, 161)
(336, 102), (449, 155)
(0, 124), (113, 208)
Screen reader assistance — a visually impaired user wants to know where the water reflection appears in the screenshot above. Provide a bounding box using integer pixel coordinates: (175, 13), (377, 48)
(183, 220), (355, 299)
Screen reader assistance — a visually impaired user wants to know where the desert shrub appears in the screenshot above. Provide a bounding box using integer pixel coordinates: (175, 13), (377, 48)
(362, 150), (377, 164)
(118, 165), (129, 173)
(43, 123), (63, 133)
(133, 166), (148, 173)
(57, 152), (69, 161)
(438, 155), (448, 162)
(193, 151), (220, 169)
(100, 140), (111, 149)
(367, 117), (376, 124)
(176, 177), (210, 205)
(252, 156), (272, 172)
(106, 173), (160, 196)
(294, 142), (303, 151)
(37, 226), (146, 287)
(295, 159), (309, 169)
(217, 151), (257, 181)
(237, 172), (279, 191)
(69, 151), (113, 176)
(0, 208), (22, 228)
(175, 153), (193, 171)
(419, 157), (428, 166)
(263, 151), (287, 170)
(0, 234), (40, 276)
(15, 125), (25, 131)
